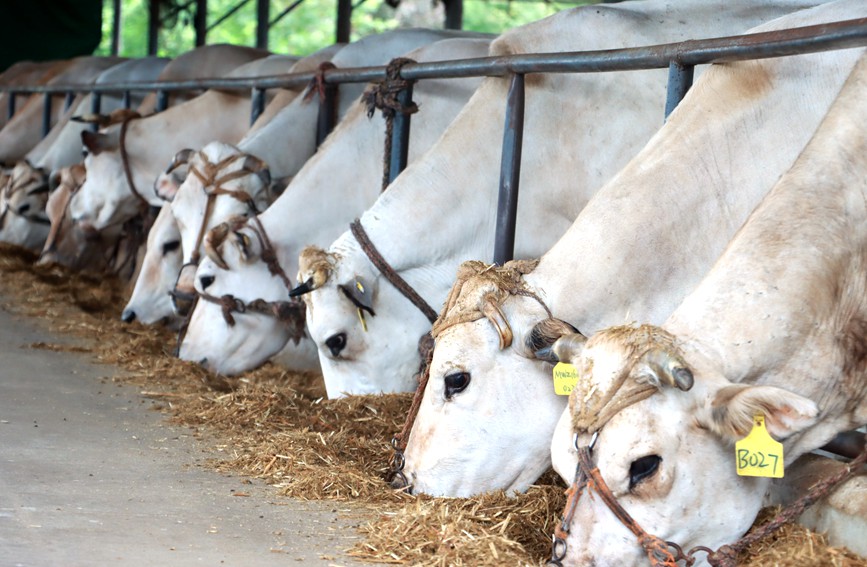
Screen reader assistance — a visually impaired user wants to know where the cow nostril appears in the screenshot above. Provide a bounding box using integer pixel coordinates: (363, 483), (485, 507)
(199, 358), (208, 366)
(121, 309), (136, 323)
(17, 203), (30, 214)
(389, 472), (412, 493)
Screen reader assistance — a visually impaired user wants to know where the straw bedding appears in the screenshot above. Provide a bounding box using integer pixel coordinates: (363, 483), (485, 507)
(0, 243), (864, 566)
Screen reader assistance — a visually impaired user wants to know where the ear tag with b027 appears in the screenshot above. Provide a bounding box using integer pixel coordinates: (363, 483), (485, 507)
(552, 362), (579, 396)
(735, 414), (784, 478)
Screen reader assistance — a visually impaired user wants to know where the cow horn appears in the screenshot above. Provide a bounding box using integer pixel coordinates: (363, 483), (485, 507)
(70, 113), (110, 126)
(106, 108), (141, 126)
(288, 277), (315, 298)
(481, 296), (512, 350)
(166, 148), (195, 174)
(203, 222), (230, 270)
(241, 155), (271, 188)
(642, 348), (694, 391)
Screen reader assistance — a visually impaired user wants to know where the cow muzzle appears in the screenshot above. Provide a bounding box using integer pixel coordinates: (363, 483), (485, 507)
(171, 263), (199, 316)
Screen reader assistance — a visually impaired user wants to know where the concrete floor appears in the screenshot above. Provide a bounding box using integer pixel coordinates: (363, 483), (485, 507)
(0, 305), (370, 567)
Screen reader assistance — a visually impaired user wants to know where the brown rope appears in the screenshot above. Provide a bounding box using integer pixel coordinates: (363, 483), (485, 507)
(362, 57), (418, 191)
(350, 218), (437, 324)
(197, 290), (306, 343)
(302, 61), (337, 103)
(118, 114), (148, 209)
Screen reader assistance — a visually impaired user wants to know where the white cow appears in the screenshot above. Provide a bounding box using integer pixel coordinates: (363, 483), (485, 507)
(178, 36), (491, 374)
(67, 53), (296, 233)
(0, 56), (125, 164)
(121, 204), (182, 325)
(548, 49), (867, 567)
(295, 0), (825, 400)
(398, 0), (863, 497)
(0, 58), (170, 251)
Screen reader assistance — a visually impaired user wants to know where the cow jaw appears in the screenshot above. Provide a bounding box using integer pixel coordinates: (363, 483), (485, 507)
(402, 299), (566, 497)
(72, 151), (140, 231)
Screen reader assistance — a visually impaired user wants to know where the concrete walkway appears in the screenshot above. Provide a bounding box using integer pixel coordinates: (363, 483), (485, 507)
(0, 305), (369, 567)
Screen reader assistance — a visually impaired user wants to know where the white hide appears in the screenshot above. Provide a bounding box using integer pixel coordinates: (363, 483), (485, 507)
(401, 0), (863, 497)
(179, 36), (491, 375)
(550, 50), (867, 566)
(122, 204), (182, 325)
(299, 0), (826, 402)
(67, 51), (282, 232)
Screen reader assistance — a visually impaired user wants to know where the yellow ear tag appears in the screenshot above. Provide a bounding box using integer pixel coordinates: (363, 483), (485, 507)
(735, 414), (784, 478)
(552, 362), (579, 396)
(357, 308), (368, 332)
(356, 281), (365, 294)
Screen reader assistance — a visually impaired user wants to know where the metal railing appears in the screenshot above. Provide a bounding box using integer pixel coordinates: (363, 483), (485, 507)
(2, 17), (866, 263)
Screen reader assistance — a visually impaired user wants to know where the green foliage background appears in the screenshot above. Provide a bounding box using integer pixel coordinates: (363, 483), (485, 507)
(95, 0), (591, 57)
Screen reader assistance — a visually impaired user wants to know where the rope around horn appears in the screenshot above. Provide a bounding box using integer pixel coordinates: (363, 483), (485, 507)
(362, 57), (418, 191)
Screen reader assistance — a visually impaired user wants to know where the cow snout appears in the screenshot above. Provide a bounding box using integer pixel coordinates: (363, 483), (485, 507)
(171, 285), (197, 317)
(121, 309), (136, 323)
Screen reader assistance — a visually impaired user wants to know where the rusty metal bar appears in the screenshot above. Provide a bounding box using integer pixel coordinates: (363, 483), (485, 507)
(41, 93), (52, 138)
(336, 0), (352, 44)
(195, 0), (208, 46)
(316, 81), (338, 149)
(444, 0), (463, 30)
(256, 0), (269, 49)
(7, 18), (865, 97)
(494, 73), (525, 265)
(6, 93), (15, 120)
(387, 84), (414, 185)
(90, 93), (102, 132)
(122, 90), (131, 109)
(155, 90), (169, 112)
(250, 87), (265, 126)
(664, 61), (694, 120)
(207, 0), (249, 32)
(111, 0), (122, 55)
(64, 92), (75, 111)
(148, 0), (159, 56)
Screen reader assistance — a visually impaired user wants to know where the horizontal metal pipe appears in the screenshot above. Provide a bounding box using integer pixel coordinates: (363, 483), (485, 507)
(3, 17), (866, 95)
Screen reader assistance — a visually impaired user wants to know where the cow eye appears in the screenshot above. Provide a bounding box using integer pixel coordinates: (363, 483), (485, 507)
(444, 371), (470, 399)
(325, 332), (347, 357)
(629, 455), (662, 490)
(162, 240), (180, 255)
(199, 275), (215, 289)
(17, 203), (30, 213)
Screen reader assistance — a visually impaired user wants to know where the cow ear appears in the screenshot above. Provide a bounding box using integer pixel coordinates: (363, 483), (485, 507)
(525, 318), (583, 363)
(700, 384), (818, 441)
(81, 131), (116, 156)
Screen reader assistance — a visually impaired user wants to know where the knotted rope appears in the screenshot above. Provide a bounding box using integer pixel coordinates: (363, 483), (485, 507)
(302, 61), (338, 104)
(362, 57), (418, 191)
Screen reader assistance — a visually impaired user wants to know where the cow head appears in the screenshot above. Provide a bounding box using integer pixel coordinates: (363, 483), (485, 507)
(295, 239), (431, 398)
(70, 127), (140, 232)
(121, 204), (183, 325)
(0, 160), (51, 251)
(169, 142), (274, 316)
(178, 219), (319, 375)
(397, 259), (572, 496)
(548, 324), (818, 566)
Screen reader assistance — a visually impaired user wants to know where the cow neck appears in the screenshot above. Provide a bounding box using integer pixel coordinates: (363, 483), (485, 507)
(349, 218), (438, 324)
(118, 115), (150, 210)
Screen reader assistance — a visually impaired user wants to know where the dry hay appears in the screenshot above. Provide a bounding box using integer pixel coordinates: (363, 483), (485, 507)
(0, 243), (865, 566)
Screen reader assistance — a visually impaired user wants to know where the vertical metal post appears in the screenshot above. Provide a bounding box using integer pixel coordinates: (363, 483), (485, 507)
(41, 94), (53, 138)
(90, 93), (102, 132)
(444, 0), (463, 30)
(64, 92), (75, 111)
(250, 87), (265, 126)
(148, 0), (160, 56)
(664, 61), (694, 120)
(195, 0), (208, 47)
(7, 93), (16, 120)
(156, 90), (169, 112)
(316, 82), (338, 149)
(256, 0), (269, 49)
(493, 73), (525, 265)
(122, 90), (132, 109)
(387, 85), (414, 185)
(336, 0), (351, 44)
(111, 0), (122, 55)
